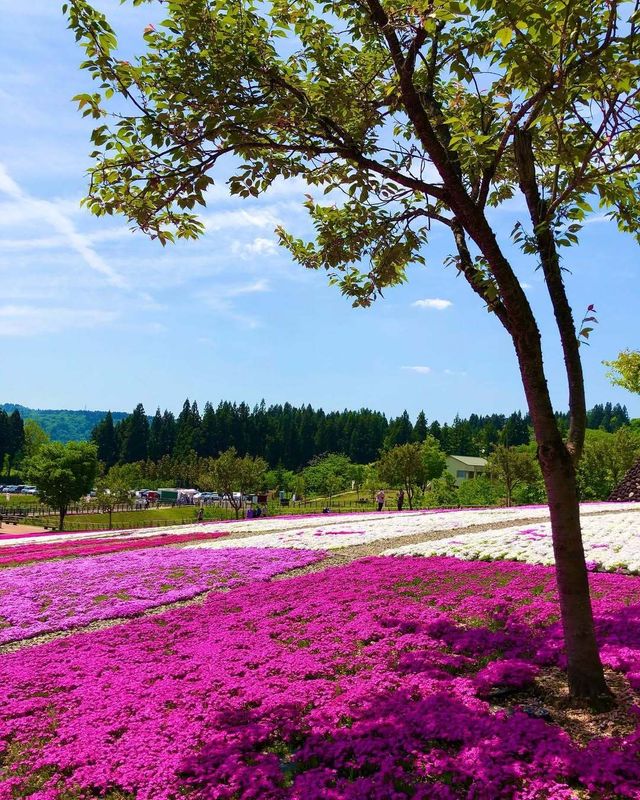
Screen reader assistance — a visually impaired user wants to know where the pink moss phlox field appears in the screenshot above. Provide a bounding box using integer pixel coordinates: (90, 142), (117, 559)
(0, 547), (323, 644)
(3, 557), (640, 799)
(0, 531), (230, 566)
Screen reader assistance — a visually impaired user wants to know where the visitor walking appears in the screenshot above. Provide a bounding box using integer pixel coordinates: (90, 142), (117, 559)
(375, 489), (385, 512)
(397, 489), (405, 511)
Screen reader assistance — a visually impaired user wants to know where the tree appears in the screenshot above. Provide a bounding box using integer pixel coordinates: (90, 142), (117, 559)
(21, 419), (50, 460)
(5, 410), (25, 478)
(25, 442), (98, 531)
(577, 428), (640, 500)
(118, 404), (149, 464)
(458, 475), (501, 507)
(302, 453), (354, 501)
(384, 411), (414, 450)
(95, 474), (132, 530)
(92, 410), (118, 468)
(0, 410), (8, 478)
(377, 442), (426, 509)
(67, 0), (640, 701)
(104, 462), (144, 490)
(604, 350), (640, 395)
(487, 445), (539, 507)
(202, 447), (267, 518)
(412, 411), (428, 443)
(420, 435), (447, 488)
(426, 472), (459, 508)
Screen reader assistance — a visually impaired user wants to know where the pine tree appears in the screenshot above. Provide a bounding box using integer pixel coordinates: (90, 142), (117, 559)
(92, 411), (118, 468)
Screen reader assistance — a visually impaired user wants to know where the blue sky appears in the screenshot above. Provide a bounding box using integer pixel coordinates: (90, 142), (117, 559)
(0, 0), (638, 422)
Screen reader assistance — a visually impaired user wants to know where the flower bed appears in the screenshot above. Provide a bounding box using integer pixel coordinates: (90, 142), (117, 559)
(0, 530), (229, 567)
(0, 547), (323, 644)
(383, 510), (640, 572)
(2, 556), (640, 799)
(186, 504), (637, 552)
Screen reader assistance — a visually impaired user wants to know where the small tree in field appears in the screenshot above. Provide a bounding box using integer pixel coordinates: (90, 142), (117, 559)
(419, 435), (447, 490)
(378, 442), (425, 509)
(95, 474), (132, 530)
(487, 445), (539, 507)
(67, 0), (640, 701)
(203, 447), (267, 518)
(25, 442), (98, 531)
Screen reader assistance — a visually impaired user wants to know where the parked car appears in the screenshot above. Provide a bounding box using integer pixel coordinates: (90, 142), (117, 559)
(2, 486), (18, 493)
(195, 492), (221, 504)
(22, 486), (38, 495)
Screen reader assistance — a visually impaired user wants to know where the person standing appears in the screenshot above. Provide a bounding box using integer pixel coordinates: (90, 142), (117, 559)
(375, 489), (385, 512)
(397, 489), (405, 512)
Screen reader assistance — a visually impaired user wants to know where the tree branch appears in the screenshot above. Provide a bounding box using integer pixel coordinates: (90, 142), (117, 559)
(513, 128), (586, 462)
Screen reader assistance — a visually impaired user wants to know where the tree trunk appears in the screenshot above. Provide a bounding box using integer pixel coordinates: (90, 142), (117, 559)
(538, 441), (612, 702)
(59, 506), (66, 532)
(109, 508), (113, 530)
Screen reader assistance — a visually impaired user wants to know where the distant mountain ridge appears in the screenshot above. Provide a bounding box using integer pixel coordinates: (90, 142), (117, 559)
(1, 404), (128, 443)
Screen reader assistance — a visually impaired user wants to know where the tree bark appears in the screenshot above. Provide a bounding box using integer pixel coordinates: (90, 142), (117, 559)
(537, 438), (612, 702)
(59, 505), (67, 532)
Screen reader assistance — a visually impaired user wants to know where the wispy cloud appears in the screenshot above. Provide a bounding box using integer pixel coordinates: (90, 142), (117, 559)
(0, 305), (118, 337)
(412, 298), (453, 311)
(0, 163), (128, 290)
(196, 279), (271, 329)
(402, 365), (432, 375)
(203, 208), (281, 232)
(444, 368), (468, 377)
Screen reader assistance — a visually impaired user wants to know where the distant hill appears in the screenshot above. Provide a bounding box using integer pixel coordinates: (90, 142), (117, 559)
(1, 404), (128, 443)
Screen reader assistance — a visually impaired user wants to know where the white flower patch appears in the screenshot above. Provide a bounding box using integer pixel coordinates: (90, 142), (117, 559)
(186, 504), (639, 552)
(383, 510), (640, 573)
(1, 502), (636, 553)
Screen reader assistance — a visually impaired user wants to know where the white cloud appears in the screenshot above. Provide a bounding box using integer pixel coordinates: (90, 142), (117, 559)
(244, 237), (278, 256)
(443, 368), (468, 377)
(0, 305), (118, 337)
(203, 208), (281, 232)
(402, 366), (432, 375)
(222, 279), (270, 298)
(521, 282), (532, 290)
(196, 279), (270, 329)
(412, 298), (453, 310)
(0, 163), (128, 290)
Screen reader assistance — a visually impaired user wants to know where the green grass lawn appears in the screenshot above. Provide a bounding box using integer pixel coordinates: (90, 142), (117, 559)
(0, 493), (41, 509)
(28, 489), (441, 532)
(34, 505), (237, 532)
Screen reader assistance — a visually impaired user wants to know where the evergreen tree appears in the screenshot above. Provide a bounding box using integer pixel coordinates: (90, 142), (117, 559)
(412, 411), (428, 442)
(6, 410), (25, 476)
(148, 408), (164, 461)
(384, 410), (413, 450)
(120, 404), (149, 463)
(160, 410), (176, 456)
(0, 410), (9, 476)
(92, 411), (118, 468)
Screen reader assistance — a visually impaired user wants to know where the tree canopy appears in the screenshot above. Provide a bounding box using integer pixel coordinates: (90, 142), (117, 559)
(604, 350), (640, 396)
(25, 442), (98, 530)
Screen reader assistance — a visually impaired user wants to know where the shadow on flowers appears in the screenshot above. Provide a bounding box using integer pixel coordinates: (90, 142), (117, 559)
(179, 686), (640, 800)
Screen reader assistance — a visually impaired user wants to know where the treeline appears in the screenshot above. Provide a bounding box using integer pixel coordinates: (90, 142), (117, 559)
(91, 399), (631, 471)
(1, 404), (127, 444)
(0, 408), (25, 478)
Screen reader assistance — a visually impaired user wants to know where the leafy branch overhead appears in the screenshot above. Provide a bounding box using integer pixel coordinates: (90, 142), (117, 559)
(66, 0), (640, 309)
